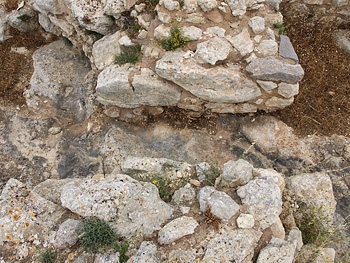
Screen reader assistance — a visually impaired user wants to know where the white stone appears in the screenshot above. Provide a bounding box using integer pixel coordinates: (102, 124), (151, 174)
(254, 168), (285, 192)
(53, 219), (82, 249)
(265, 97), (294, 108)
(278, 82), (299, 98)
(163, 0), (180, 10)
(172, 184), (196, 204)
(157, 11), (172, 23)
(270, 218), (285, 239)
(224, 0), (247, 16)
(257, 80), (278, 92)
(249, 16), (265, 34)
(256, 237), (297, 263)
(198, 0), (218, 12)
(195, 162), (211, 182)
(135, 3), (146, 12)
(195, 36), (232, 65)
(237, 213), (255, 228)
(222, 159), (253, 186)
(287, 227), (303, 251)
(206, 103), (258, 114)
(153, 24), (171, 39)
(227, 28), (254, 57)
(256, 39), (278, 56)
(182, 26), (203, 41)
(118, 35), (133, 46)
(205, 26), (226, 37)
(158, 216), (198, 244)
(314, 248), (336, 263)
(127, 241), (160, 263)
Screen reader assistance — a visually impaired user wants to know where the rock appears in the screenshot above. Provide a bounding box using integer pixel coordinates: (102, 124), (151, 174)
(246, 56), (304, 82)
(205, 102), (258, 114)
(198, 0), (218, 12)
(7, 6), (38, 32)
(60, 174), (173, 237)
(205, 26), (226, 37)
(194, 36), (232, 65)
(31, 0), (65, 15)
(265, 96), (294, 109)
(203, 229), (262, 262)
(287, 173), (336, 220)
(333, 0), (348, 6)
(53, 219), (82, 249)
(154, 24), (171, 39)
(184, 13), (206, 24)
(168, 249), (196, 262)
(198, 186), (240, 219)
(279, 35), (299, 63)
(254, 168), (285, 192)
(163, 0), (180, 11)
(287, 227), (303, 251)
(237, 176), (282, 230)
(221, 159), (253, 186)
(224, 0), (247, 16)
(172, 184), (196, 204)
(127, 241), (160, 263)
(158, 216), (198, 244)
(195, 162), (211, 182)
(92, 31), (121, 70)
(121, 156), (193, 178)
(256, 39), (278, 56)
(236, 213), (255, 228)
(95, 252), (121, 263)
(0, 179), (66, 246)
(156, 51), (262, 103)
(27, 40), (94, 122)
(314, 248), (336, 263)
(38, 14), (61, 35)
(333, 30), (350, 55)
(278, 82), (299, 98)
(227, 28), (254, 57)
(48, 126), (62, 135)
(249, 16), (265, 34)
(257, 80), (278, 92)
(182, 26), (202, 41)
(96, 66), (182, 107)
(270, 218), (285, 239)
(256, 237), (297, 263)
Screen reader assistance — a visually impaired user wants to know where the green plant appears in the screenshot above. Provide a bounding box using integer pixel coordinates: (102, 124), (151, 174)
(158, 25), (188, 51)
(274, 23), (286, 35)
(79, 217), (117, 253)
(179, 0), (185, 7)
(203, 164), (221, 186)
(151, 174), (173, 202)
(38, 250), (56, 263)
(113, 241), (129, 263)
(115, 44), (142, 65)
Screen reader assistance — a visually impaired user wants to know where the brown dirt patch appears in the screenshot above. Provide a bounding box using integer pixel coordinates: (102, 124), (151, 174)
(271, 3), (350, 137)
(0, 27), (51, 106)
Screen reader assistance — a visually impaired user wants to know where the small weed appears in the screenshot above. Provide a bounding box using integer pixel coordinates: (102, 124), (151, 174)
(115, 44), (142, 65)
(203, 164), (221, 186)
(204, 206), (222, 231)
(151, 174), (173, 202)
(79, 217), (117, 254)
(38, 250), (56, 263)
(113, 241), (129, 263)
(179, 0), (185, 7)
(274, 23), (286, 35)
(158, 25), (188, 51)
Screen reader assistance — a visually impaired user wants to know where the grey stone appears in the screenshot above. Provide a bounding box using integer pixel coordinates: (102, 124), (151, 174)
(333, 30), (350, 55)
(203, 229), (262, 262)
(7, 6), (38, 32)
(236, 213), (255, 228)
(257, 80), (278, 92)
(60, 174), (173, 237)
(249, 16), (265, 34)
(195, 37), (232, 65)
(287, 227), (303, 251)
(156, 51), (261, 103)
(205, 26), (226, 37)
(168, 249), (196, 263)
(314, 248), (336, 263)
(158, 216), (198, 244)
(32, 0), (66, 15)
(287, 173), (336, 220)
(172, 184), (196, 204)
(195, 162), (211, 182)
(246, 56), (304, 82)
(127, 241), (160, 263)
(222, 159), (253, 186)
(205, 102), (258, 114)
(224, 0), (247, 16)
(198, 0), (218, 12)
(237, 176), (282, 229)
(198, 186), (240, 219)
(92, 31), (121, 70)
(153, 24), (171, 39)
(182, 26), (202, 41)
(53, 219), (82, 249)
(227, 28), (254, 57)
(279, 35), (299, 63)
(95, 252), (121, 263)
(38, 14), (61, 35)
(163, 0), (180, 10)
(256, 237), (297, 263)
(278, 82), (299, 98)
(254, 168), (286, 193)
(256, 39), (278, 56)
(270, 218), (286, 239)
(265, 96), (294, 109)
(27, 40), (94, 122)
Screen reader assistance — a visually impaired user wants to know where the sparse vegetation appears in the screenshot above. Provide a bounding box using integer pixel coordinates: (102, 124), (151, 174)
(113, 241), (129, 263)
(203, 164), (221, 186)
(151, 174), (173, 202)
(158, 25), (188, 51)
(38, 250), (56, 263)
(115, 44), (142, 65)
(274, 23), (286, 35)
(179, 0), (185, 7)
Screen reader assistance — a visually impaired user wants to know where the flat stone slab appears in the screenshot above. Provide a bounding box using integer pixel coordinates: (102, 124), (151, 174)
(279, 35), (299, 63)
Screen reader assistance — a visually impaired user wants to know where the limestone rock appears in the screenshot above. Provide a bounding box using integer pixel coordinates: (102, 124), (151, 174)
(195, 162), (211, 182)
(95, 252), (121, 263)
(38, 13), (61, 35)
(198, 186), (240, 219)
(222, 159), (253, 186)
(206, 102), (258, 114)
(256, 39), (278, 56)
(7, 6), (38, 32)
(333, 30), (350, 55)
(31, 0), (66, 15)
(246, 56), (304, 82)
(203, 229), (262, 262)
(163, 0), (180, 10)
(60, 174), (173, 237)
(154, 24), (171, 39)
(256, 237), (297, 263)
(205, 26), (226, 37)
(172, 184), (196, 204)
(227, 28), (254, 57)
(236, 213), (255, 229)
(27, 40), (94, 122)
(158, 216), (198, 244)
(270, 218), (286, 239)
(254, 168), (285, 192)
(265, 96), (294, 109)
(224, 0), (247, 16)
(92, 31), (121, 70)
(257, 80), (278, 92)
(278, 82), (299, 98)
(194, 36), (232, 65)
(249, 16), (265, 34)
(279, 35), (299, 63)
(237, 176), (282, 229)
(314, 247), (336, 263)
(198, 0), (218, 12)
(127, 241), (160, 263)
(53, 219), (82, 249)
(156, 51), (261, 103)
(287, 227), (303, 251)
(182, 26), (202, 41)
(287, 173), (336, 220)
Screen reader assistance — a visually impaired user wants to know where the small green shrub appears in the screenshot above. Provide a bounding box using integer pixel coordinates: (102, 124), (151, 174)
(38, 250), (56, 263)
(115, 44), (142, 65)
(113, 241), (129, 263)
(274, 23), (286, 35)
(151, 174), (173, 202)
(158, 25), (188, 51)
(179, 0), (185, 7)
(203, 164), (221, 186)
(79, 217), (117, 253)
